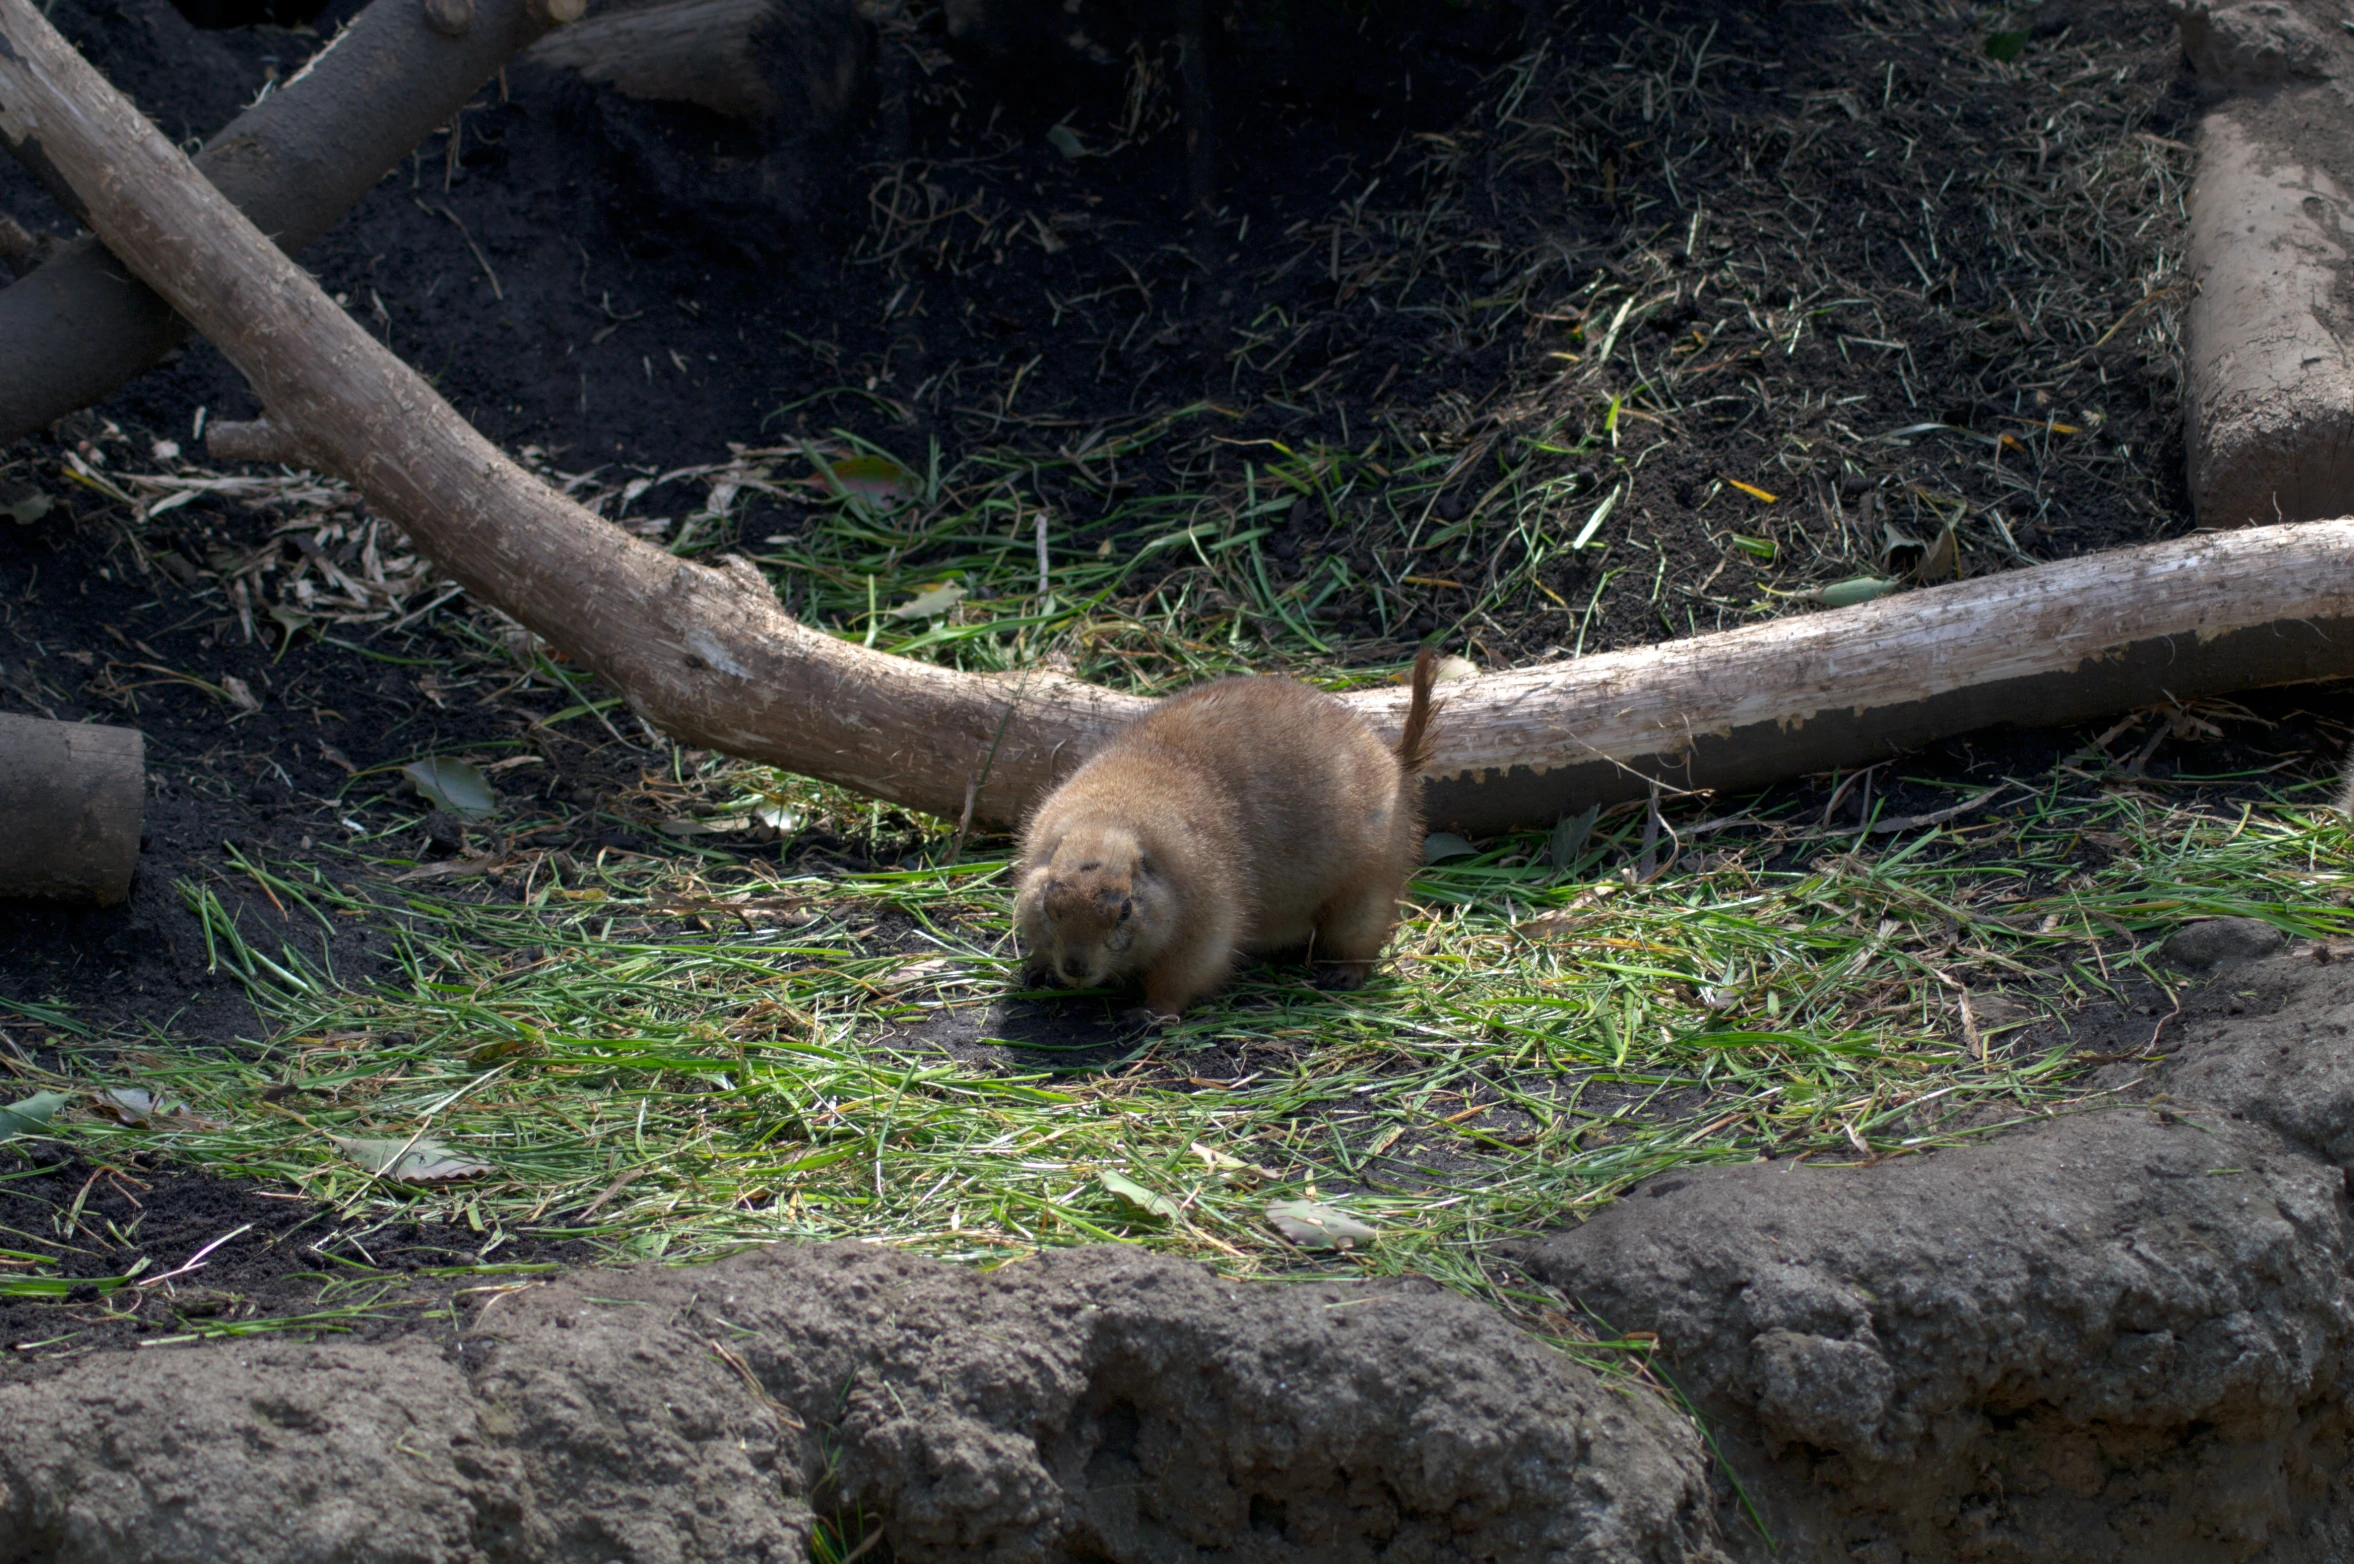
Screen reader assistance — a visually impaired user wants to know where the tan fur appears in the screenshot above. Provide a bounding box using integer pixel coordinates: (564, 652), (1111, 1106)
(1015, 649), (1441, 1020)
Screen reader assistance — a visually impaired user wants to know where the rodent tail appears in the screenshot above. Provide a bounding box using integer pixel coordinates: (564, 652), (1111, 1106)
(1396, 647), (1440, 773)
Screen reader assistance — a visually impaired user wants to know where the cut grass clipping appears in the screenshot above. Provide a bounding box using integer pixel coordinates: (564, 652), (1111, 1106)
(15, 747), (2352, 1323)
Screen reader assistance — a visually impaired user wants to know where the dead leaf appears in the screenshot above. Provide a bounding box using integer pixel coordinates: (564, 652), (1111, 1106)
(0, 1090), (68, 1141)
(891, 581), (966, 620)
(882, 956), (964, 993)
(402, 756), (497, 820)
(94, 1087), (227, 1132)
(658, 815), (751, 836)
(220, 674), (262, 714)
(1422, 832), (1476, 863)
(1100, 1170), (1184, 1221)
(1431, 654), (1479, 684)
(393, 853), (503, 882)
(1549, 805), (1599, 870)
(1267, 1199), (1377, 1250)
(1190, 1141), (1272, 1185)
(811, 454), (915, 508)
(332, 1134), (490, 1182)
(1917, 523), (1959, 582)
(1818, 575), (1900, 608)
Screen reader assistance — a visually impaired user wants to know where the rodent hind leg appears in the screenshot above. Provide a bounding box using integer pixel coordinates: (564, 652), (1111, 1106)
(1310, 880), (1404, 990)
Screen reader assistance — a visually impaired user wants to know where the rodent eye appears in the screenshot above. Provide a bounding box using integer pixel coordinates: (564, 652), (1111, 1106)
(1117, 898), (1132, 923)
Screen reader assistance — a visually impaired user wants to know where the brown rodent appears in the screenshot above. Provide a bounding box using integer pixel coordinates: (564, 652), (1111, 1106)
(1014, 648), (1440, 1021)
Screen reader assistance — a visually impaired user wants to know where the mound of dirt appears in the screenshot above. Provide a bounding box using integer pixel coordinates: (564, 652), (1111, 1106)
(0, 1244), (1724, 1563)
(1520, 935), (2354, 1562)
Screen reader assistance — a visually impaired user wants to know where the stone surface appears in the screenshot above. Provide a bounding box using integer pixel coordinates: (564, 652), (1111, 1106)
(2162, 913), (2290, 968)
(1518, 946), (2354, 1562)
(0, 1244), (1726, 1564)
(0, 1338), (529, 1563)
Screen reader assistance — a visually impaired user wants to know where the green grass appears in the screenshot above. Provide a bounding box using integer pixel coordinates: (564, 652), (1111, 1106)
(18, 741), (2352, 1337)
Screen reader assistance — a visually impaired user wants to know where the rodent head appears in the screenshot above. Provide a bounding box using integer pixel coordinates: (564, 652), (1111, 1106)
(1015, 823), (1168, 990)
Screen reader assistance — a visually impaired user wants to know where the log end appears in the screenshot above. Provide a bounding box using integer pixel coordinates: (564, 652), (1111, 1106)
(0, 715), (144, 905)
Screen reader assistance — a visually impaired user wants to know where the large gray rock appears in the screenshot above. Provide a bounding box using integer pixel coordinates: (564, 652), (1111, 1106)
(1519, 946), (2354, 1562)
(2161, 914), (2288, 970)
(0, 1244), (1728, 1564)
(2159, 945), (2354, 1165)
(0, 1338), (529, 1563)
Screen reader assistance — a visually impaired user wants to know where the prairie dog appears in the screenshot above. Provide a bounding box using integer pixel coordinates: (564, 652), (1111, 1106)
(1015, 649), (1440, 1020)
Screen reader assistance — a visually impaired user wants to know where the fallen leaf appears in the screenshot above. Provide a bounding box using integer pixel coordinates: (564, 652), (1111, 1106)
(401, 757), (497, 820)
(1422, 832), (1476, 863)
(1190, 1141), (1272, 1184)
(332, 1134), (490, 1182)
(393, 853), (503, 882)
(1819, 575), (1900, 608)
(658, 815), (751, 836)
(882, 956), (964, 992)
(645, 894), (811, 925)
(815, 454), (914, 508)
(1046, 123), (1090, 159)
(2, 489), (52, 526)
(94, 1087), (227, 1132)
(220, 674), (262, 714)
(1917, 523), (1959, 582)
(1267, 1198), (1377, 1250)
(1550, 805), (1600, 870)
(891, 581), (966, 620)
(1100, 1171), (1184, 1221)
(0, 1090), (68, 1141)
(1724, 477), (1779, 503)
(1430, 654), (1479, 685)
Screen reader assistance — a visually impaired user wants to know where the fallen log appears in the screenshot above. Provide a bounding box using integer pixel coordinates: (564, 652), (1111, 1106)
(2179, 0), (2354, 527)
(6, 0), (2354, 838)
(0, 714), (143, 904)
(0, 0), (576, 445)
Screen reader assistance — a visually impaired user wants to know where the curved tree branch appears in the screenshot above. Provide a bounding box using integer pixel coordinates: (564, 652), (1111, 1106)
(0, 0), (571, 443)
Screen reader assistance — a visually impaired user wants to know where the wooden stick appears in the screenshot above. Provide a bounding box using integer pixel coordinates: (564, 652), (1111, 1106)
(0, 715), (143, 904)
(0, 0), (570, 443)
(6, 0), (2354, 836)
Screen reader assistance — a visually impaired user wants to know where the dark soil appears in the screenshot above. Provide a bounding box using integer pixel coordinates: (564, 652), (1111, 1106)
(0, 1142), (588, 1375)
